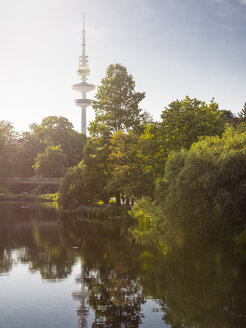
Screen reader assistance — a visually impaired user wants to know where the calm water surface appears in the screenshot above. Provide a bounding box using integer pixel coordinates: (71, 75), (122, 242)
(0, 201), (245, 327)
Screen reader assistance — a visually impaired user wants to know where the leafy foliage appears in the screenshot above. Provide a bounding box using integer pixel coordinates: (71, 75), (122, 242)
(92, 63), (146, 134)
(59, 64), (150, 209)
(33, 146), (66, 177)
(11, 131), (43, 177)
(238, 102), (246, 122)
(0, 121), (16, 176)
(58, 162), (91, 209)
(30, 116), (86, 167)
(139, 96), (226, 176)
(160, 125), (246, 233)
(108, 131), (154, 199)
(82, 126), (112, 203)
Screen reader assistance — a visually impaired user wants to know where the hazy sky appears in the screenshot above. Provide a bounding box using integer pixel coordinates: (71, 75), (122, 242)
(0, 0), (246, 132)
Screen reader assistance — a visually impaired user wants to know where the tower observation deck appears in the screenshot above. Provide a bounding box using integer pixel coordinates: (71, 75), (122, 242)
(73, 14), (95, 135)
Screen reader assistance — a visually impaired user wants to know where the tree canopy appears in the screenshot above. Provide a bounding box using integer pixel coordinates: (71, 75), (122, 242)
(238, 102), (246, 122)
(59, 64), (150, 207)
(0, 116), (86, 183)
(33, 146), (66, 177)
(139, 96), (226, 176)
(92, 63), (146, 135)
(30, 116), (86, 167)
(0, 121), (16, 176)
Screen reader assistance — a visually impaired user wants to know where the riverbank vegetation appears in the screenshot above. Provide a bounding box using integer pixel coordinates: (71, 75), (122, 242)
(1, 63), (246, 239)
(131, 124), (246, 244)
(0, 192), (59, 202)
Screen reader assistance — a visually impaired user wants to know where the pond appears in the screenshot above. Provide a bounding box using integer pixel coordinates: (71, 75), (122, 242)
(0, 201), (245, 327)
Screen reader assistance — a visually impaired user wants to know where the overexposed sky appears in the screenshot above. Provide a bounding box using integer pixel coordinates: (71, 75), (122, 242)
(0, 0), (246, 132)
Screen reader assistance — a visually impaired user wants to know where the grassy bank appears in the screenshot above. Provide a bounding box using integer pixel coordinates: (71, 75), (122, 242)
(0, 192), (59, 202)
(0, 193), (130, 220)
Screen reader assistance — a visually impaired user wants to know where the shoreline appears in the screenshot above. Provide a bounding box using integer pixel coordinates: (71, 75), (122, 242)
(0, 193), (58, 202)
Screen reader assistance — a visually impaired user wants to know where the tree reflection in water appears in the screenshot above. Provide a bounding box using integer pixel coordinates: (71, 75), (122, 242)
(0, 202), (245, 327)
(69, 217), (145, 327)
(72, 263), (90, 328)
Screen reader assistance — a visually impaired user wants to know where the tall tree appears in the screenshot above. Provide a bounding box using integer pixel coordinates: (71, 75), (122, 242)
(85, 64), (148, 204)
(92, 63), (146, 135)
(59, 64), (150, 207)
(30, 116), (86, 167)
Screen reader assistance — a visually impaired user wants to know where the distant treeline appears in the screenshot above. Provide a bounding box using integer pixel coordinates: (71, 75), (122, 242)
(0, 116), (86, 192)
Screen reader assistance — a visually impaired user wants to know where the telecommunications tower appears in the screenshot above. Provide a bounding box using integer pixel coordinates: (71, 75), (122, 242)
(73, 14), (95, 135)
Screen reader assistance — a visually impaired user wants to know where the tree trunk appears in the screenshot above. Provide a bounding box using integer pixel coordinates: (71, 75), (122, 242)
(115, 193), (121, 206)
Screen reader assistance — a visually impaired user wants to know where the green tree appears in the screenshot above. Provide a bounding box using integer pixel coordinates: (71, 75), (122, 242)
(81, 64), (149, 205)
(2, 116), (85, 182)
(139, 96), (226, 177)
(238, 102), (246, 122)
(58, 126), (112, 209)
(33, 146), (66, 177)
(58, 162), (92, 209)
(92, 63), (146, 134)
(159, 124), (246, 231)
(0, 121), (16, 177)
(30, 116), (86, 167)
(11, 131), (43, 177)
(59, 63), (150, 208)
(219, 109), (235, 122)
(108, 131), (154, 201)
(83, 135), (112, 203)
